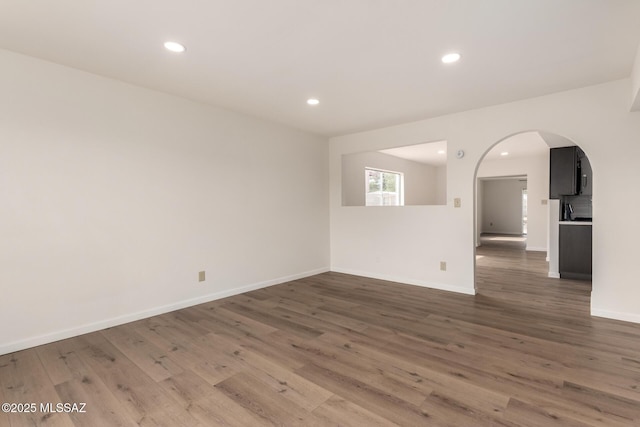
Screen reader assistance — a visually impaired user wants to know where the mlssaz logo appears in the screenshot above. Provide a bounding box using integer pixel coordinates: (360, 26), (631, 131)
(40, 403), (87, 413)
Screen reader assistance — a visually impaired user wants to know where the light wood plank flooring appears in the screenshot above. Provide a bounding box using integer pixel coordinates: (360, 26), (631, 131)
(2, 238), (640, 426)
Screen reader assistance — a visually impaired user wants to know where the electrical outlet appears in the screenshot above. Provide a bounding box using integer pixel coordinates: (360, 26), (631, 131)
(198, 271), (206, 282)
(454, 198), (461, 208)
(541, 199), (548, 205)
(440, 261), (447, 271)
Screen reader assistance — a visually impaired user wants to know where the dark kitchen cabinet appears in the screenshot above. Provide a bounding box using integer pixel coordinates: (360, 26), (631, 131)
(559, 224), (592, 280)
(549, 146), (578, 199)
(549, 146), (592, 199)
(578, 150), (592, 196)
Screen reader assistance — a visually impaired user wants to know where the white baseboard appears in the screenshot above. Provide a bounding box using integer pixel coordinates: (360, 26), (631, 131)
(591, 308), (640, 324)
(0, 267), (329, 356)
(331, 267), (476, 296)
(526, 246), (547, 252)
(547, 272), (560, 279)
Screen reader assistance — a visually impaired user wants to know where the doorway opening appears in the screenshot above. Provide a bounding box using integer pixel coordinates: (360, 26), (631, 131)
(477, 175), (528, 242)
(473, 131), (593, 311)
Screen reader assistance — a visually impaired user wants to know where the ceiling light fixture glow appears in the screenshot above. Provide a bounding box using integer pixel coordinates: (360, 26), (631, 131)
(501, 152), (509, 156)
(438, 150), (446, 154)
(307, 98), (320, 106)
(441, 52), (461, 64)
(164, 41), (186, 53)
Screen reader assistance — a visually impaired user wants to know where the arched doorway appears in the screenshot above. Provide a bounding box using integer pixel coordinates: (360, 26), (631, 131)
(473, 131), (593, 310)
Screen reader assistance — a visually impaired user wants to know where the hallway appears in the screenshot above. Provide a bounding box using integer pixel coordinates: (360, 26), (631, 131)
(475, 233), (591, 320)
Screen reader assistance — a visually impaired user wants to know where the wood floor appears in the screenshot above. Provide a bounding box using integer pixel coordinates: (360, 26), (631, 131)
(2, 236), (640, 426)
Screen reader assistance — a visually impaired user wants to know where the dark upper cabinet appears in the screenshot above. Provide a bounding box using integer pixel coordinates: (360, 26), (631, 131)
(578, 150), (592, 196)
(549, 146), (592, 199)
(549, 146), (578, 199)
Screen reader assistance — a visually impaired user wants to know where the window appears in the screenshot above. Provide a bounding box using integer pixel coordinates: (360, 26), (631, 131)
(341, 141), (447, 207)
(365, 168), (403, 206)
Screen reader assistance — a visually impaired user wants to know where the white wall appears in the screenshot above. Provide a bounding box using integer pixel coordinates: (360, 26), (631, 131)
(477, 153), (549, 251)
(480, 179), (526, 235)
(476, 180), (484, 247)
(435, 166), (447, 205)
(0, 49), (330, 355)
(330, 79), (640, 323)
(341, 151), (444, 205)
(631, 42), (640, 111)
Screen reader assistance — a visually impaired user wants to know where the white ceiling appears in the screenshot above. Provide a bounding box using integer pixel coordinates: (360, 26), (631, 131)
(378, 131), (552, 166)
(379, 140), (447, 166)
(483, 132), (551, 161)
(1, 1), (639, 137)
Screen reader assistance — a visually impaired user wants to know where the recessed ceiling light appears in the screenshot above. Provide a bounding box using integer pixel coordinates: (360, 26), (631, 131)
(501, 152), (509, 156)
(438, 150), (446, 154)
(164, 41), (186, 53)
(441, 53), (461, 64)
(307, 98), (320, 106)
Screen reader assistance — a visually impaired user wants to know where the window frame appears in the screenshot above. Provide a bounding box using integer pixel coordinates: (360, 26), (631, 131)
(364, 167), (404, 206)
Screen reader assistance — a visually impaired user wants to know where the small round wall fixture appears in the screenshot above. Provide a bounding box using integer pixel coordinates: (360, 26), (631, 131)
(456, 149), (465, 159)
